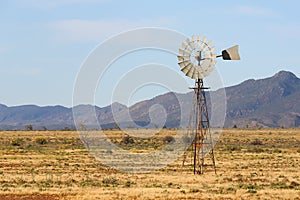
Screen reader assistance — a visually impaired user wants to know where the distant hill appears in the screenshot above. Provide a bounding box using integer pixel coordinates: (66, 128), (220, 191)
(0, 70), (299, 130)
(0, 104), (73, 130)
(224, 70), (300, 128)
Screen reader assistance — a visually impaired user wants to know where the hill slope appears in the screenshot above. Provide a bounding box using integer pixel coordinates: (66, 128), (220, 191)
(0, 71), (299, 130)
(224, 71), (300, 127)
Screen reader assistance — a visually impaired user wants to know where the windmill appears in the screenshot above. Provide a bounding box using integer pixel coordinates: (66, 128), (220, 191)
(178, 35), (240, 174)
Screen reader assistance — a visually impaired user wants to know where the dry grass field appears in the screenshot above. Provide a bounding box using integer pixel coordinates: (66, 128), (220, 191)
(0, 129), (299, 200)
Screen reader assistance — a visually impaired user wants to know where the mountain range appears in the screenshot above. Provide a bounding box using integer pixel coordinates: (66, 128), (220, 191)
(0, 70), (299, 130)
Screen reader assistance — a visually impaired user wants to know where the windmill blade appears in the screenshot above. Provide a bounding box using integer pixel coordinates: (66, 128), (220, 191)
(204, 44), (213, 51)
(198, 73), (205, 79)
(186, 66), (195, 78)
(208, 46), (215, 53)
(211, 60), (217, 65)
(192, 41), (198, 49)
(197, 34), (201, 41)
(181, 42), (188, 49)
(206, 41), (212, 47)
(178, 60), (191, 68)
(188, 41), (196, 50)
(191, 35), (196, 42)
(192, 69), (199, 79)
(185, 38), (191, 46)
(186, 38), (196, 50)
(181, 42), (192, 53)
(178, 61), (187, 68)
(195, 41), (202, 49)
(197, 68), (205, 79)
(199, 41), (208, 50)
(177, 55), (190, 61)
(203, 64), (214, 77)
(181, 63), (192, 74)
(178, 49), (190, 56)
(202, 69), (210, 78)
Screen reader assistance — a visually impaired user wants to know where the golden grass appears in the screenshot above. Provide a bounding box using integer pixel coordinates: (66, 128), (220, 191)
(0, 129), (299, 199)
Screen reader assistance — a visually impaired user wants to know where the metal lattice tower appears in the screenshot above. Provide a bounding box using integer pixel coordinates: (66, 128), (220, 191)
(177, 34), (240, 174)
(189, 78), (216, 174)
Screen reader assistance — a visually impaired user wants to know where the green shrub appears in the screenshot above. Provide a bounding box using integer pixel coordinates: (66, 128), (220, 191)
(247, 147), (264, 153)
(35, 138), (47, 145)
(102, 177), (118, 186)
(251, 139), (262, 145)
(10, 138), (24, 146)
(167, 182), (173, 187)
(226, 186), (236, 191)
(273, 148), (282, 153)
(121, 135), (135, 144)
(124, 181), (133, 188)
(225, 145), (241, 151)
(163, 135), (174, 144)
(180, 189), (186, 194)
(190, 188), (200, 193)
(247, 189), (257, 193)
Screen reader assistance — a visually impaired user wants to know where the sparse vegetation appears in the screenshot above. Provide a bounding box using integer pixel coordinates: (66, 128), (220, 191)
(35, 137), (47, 145)
(189, 188), (200, 193)
(251, 138), (263, 145)
(10, 138), (24, 146)
(121, 135), (135, 144)
(163, 135), (174, 144)
(25, 124), (33, 131)
(102, 177), (119, 186)
(0, 129), (299, 199)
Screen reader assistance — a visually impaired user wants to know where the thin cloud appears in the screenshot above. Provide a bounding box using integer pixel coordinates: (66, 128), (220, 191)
(12, 66), (43, 76)
(233, 5), (275, 17)
(269, 23), (300, 39)
(19, 0), (108, 9)
(47, 18), (174, 43)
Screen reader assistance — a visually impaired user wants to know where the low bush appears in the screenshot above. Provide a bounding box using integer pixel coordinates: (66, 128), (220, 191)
(163, 135), (174, 144)
(251, 139), (263, 145)
(102, 177), (118, 186)
(190, 188), (200, 193)
(10, 138), (24, 146)
(35, 138), (47, 145)
(121, 135), (135, 144)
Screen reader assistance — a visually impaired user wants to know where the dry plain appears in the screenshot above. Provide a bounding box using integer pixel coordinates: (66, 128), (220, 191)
(0, 129), (299, 200)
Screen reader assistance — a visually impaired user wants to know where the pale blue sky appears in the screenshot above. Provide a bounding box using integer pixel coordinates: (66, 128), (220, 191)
(1, 0), (300, 107)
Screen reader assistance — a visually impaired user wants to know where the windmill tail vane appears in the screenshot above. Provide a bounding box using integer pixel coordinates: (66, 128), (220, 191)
(217, 45), (240, 60)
